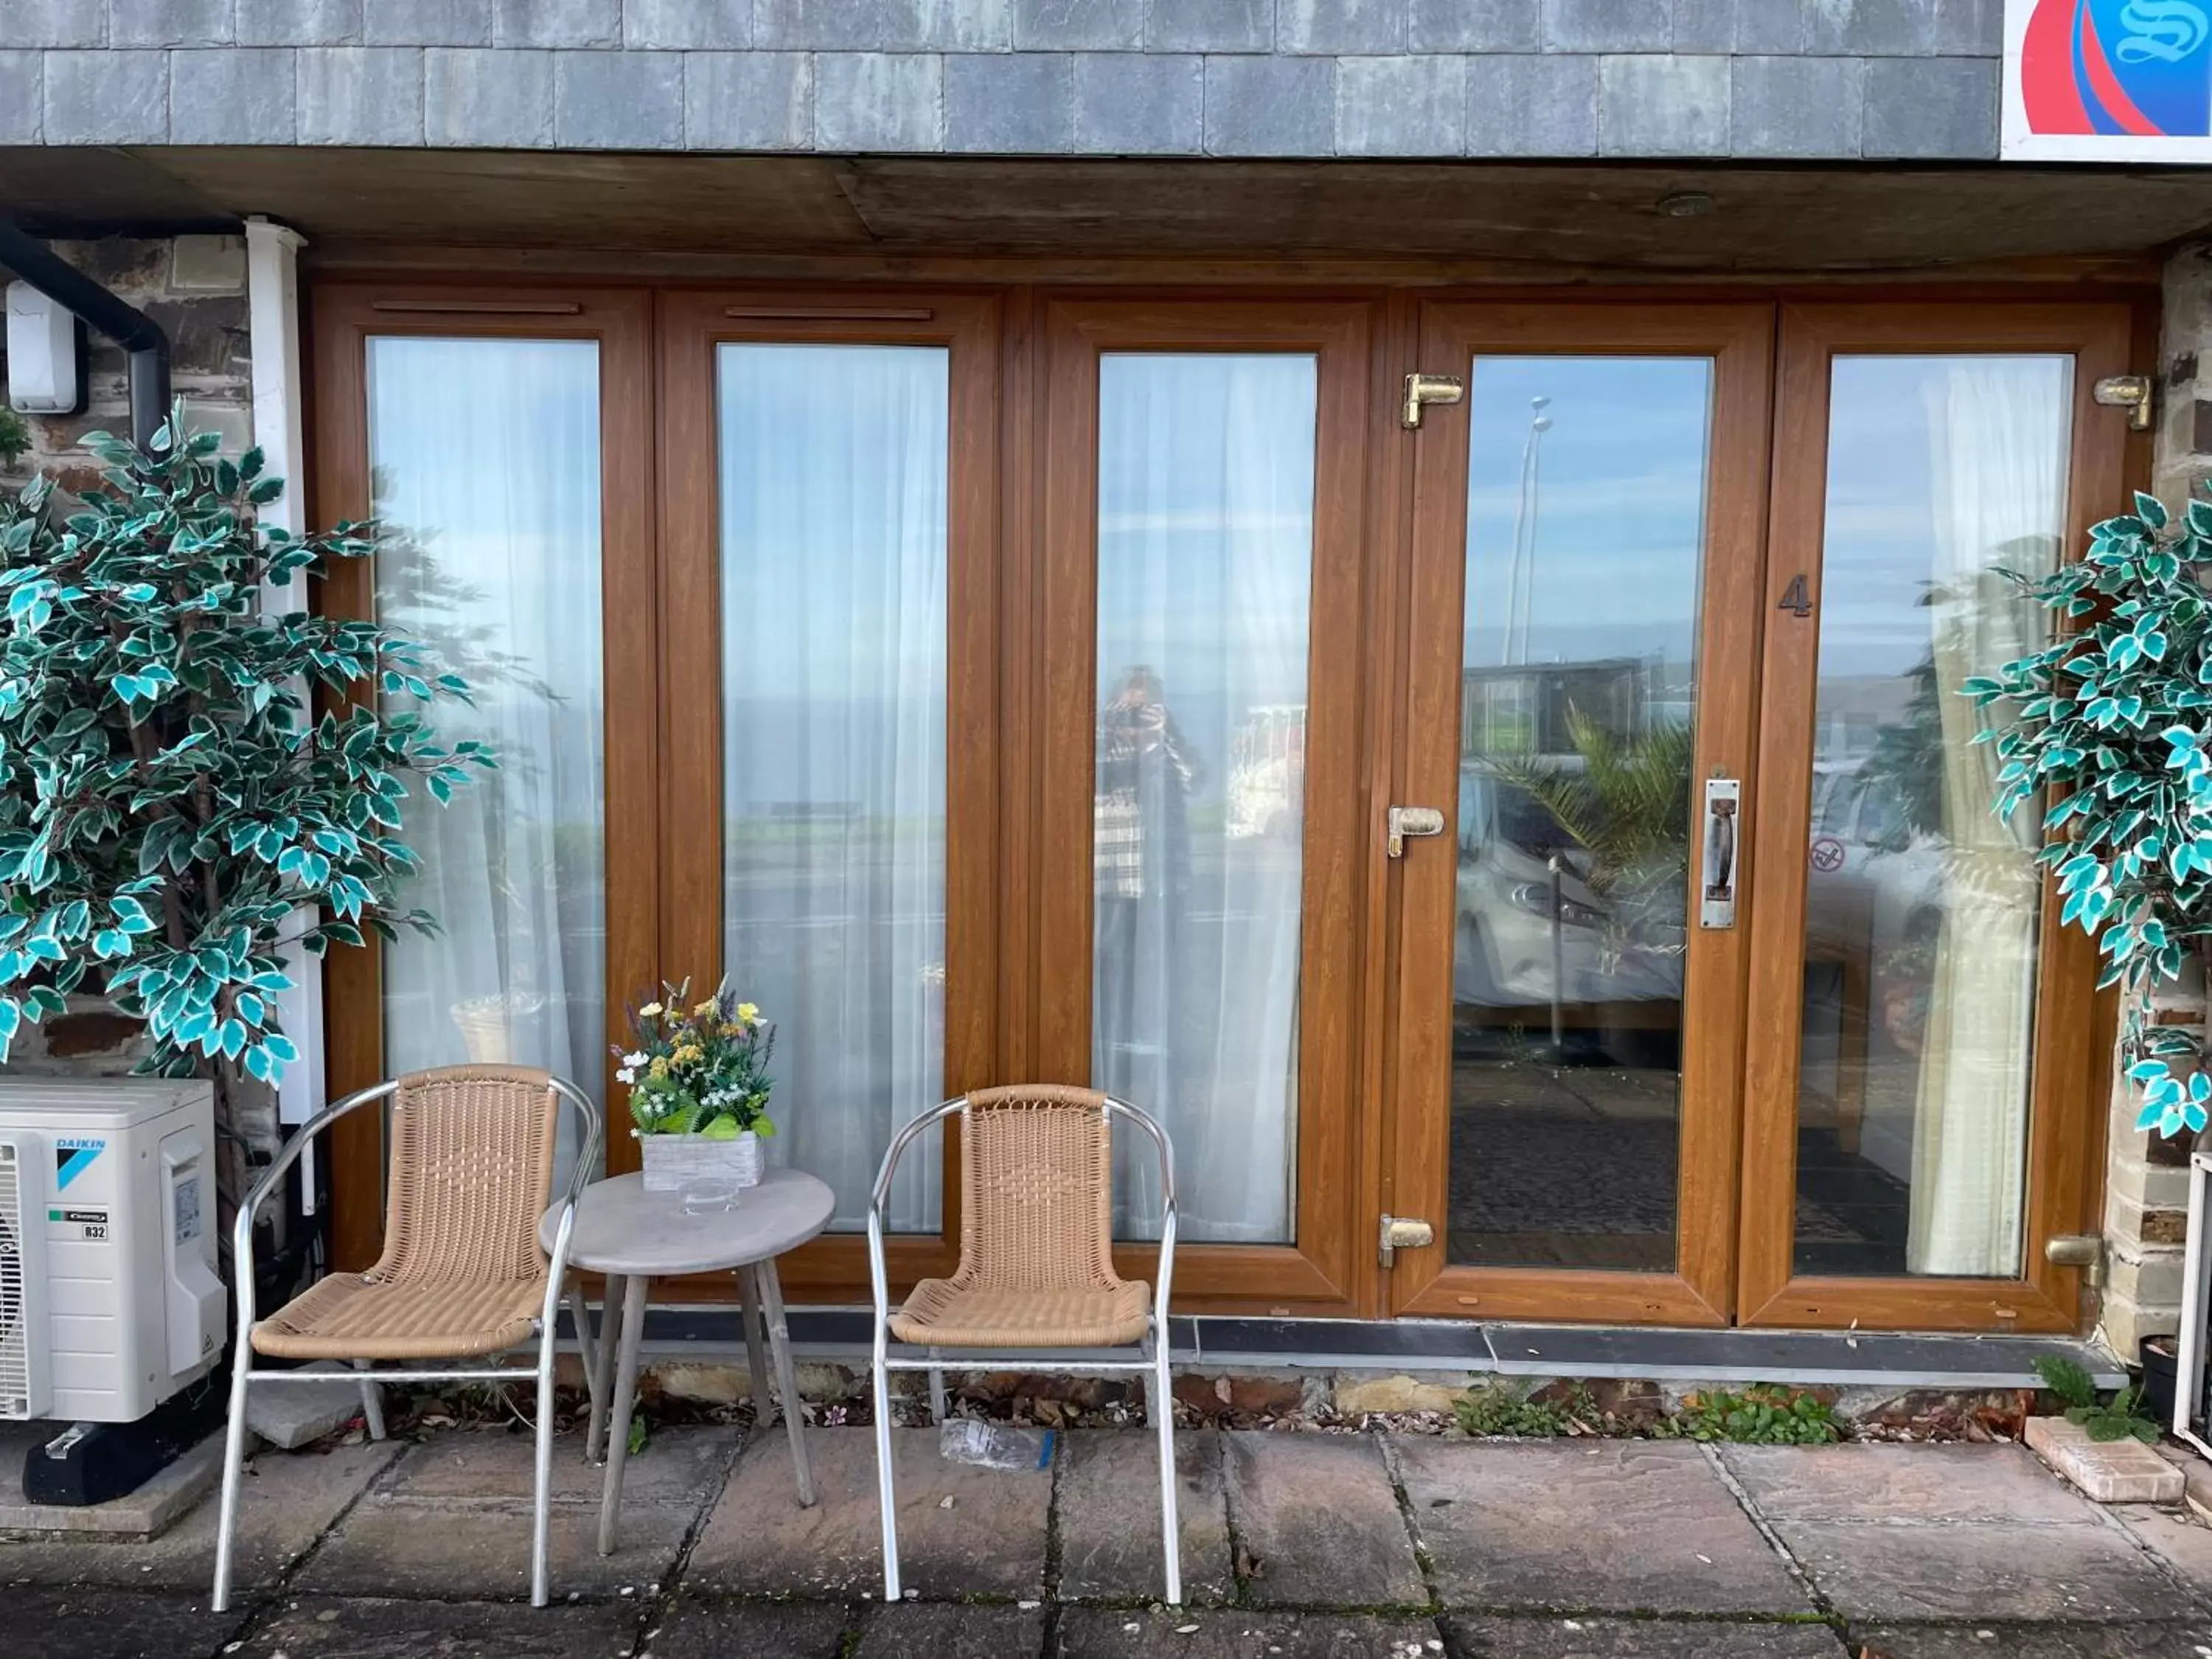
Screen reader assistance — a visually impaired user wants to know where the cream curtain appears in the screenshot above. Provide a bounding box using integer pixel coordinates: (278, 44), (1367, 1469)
(369, 336), (608, 1184)
(1907, 356), (2073, 1276)
(717, 344), (948, 1234)
(1091, 353), (1315, 1244)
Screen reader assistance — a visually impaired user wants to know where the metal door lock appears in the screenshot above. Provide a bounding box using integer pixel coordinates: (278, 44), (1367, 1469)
(1379, 1214), (1434, 1267)
(1387, 805), (1445, 858)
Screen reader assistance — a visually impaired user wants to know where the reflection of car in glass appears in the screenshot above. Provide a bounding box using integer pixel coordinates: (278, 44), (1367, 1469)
(1452, 768), (1681, 1010)
(1225, 704), (1306, 840)
(1803, 765), (1948, 994)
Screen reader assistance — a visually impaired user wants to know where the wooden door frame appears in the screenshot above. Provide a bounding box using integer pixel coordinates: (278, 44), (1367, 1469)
(1737, 300), (2133, 1333)
(1383, 301), (1778, 1326)
(1035, 295), (1377, 1310)
(309, 281), (660, 1271)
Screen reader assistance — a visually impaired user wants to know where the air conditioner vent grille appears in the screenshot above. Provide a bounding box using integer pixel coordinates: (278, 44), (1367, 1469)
(0, 1141), (32, 1418)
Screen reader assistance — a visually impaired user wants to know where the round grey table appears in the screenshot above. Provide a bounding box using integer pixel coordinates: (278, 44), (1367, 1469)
(540, 1166), (835, 1556)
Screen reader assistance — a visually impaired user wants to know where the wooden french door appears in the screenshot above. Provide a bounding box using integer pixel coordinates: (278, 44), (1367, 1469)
(1382, 304), (1775, 1325)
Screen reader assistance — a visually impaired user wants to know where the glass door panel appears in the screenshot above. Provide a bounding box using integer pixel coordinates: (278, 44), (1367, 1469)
(1449, 355), (1712, 1273)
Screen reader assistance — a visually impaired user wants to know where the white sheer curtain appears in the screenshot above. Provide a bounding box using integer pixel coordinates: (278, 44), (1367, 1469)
(1092, 353), (1315, 1243)
(718, 344), (947, 1232)
(1907, 356), (2073, 1276)
(369, 337), (608, 1178)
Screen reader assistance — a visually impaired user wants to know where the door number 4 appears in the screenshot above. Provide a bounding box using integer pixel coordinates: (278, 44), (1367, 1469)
(1777, 574), (1812, 617)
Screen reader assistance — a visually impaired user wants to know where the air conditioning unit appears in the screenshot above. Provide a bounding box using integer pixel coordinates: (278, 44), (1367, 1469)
(0, 1079), (226, 1423)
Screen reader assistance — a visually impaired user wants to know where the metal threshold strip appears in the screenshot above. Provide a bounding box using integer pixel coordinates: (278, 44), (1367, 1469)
(605, 1308), (2125, 1391)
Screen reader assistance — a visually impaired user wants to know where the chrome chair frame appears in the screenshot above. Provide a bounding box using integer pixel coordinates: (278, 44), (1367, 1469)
(209, 1072), (602, 1612)
(865, 1092), (1180, 1605)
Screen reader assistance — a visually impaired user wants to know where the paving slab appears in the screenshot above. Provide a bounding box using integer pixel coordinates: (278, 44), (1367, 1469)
(1781, 1517), (2202, 1623)
(1446, 1615), (1847, 1658)
(688, 1426), (1050, 1601)
(1719, 1442), (2104, 1526)
(295, 1424), (728, 1600)
(852, 1601), (1049, 1657)
(0, 1436), (400, 1592)
(0, 1422), (223, 1537)
(637, 1594), (856, 1658)
(1397, 1438), (1812, 1615)
(1056, 1428), (1234, 1604)
(234, 1594), (639, 1658)
(1850, 1624), (2212, 1658)
(1223, 1430), (1426, 1609)
(2111, 1502), (2212, 1587)
(7, 1587), (250, 1659)
(1057, 1606), (1447, 1658)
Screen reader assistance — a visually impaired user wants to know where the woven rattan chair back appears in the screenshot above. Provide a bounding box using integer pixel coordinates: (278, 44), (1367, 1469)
(367, 1064), (562, 1287)
(953, 1083), (1119, 1297)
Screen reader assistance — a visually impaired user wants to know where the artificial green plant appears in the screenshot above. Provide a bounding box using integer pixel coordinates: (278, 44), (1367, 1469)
(0, 406), (490, 1220)
(1972, 490), (2212, 1137)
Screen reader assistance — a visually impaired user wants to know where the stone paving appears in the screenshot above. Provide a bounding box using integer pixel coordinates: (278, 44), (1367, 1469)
(10, 1423), (2212, 1657)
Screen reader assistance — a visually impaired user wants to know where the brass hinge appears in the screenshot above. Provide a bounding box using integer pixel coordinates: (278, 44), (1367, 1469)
(2093, 375), (2154, 432)
(1379, 1214), (1434, 1267)
(2044, 1233), (2107, 1288)
(1402, 372), (1464, 429)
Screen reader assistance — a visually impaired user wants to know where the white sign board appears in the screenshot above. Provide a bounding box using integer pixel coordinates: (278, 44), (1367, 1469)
(2004, 0), (2212, 161)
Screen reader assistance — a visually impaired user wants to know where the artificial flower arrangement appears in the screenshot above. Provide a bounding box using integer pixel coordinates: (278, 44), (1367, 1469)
(615, 980), (776, 1191)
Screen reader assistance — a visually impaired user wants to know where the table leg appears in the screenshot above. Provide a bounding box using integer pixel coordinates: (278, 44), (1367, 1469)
(736, 1265), (773, 1427)
(597, 1274), (650, 1558)
(757, 1259), (815, 1508)
(587, 1277), (622, 1465)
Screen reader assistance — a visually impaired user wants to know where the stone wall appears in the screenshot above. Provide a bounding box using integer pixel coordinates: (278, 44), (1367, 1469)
(0, 0), (2004, 161)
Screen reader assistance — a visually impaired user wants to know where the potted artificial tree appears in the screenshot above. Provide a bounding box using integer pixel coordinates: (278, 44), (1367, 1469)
(0, 408), (487, 1267)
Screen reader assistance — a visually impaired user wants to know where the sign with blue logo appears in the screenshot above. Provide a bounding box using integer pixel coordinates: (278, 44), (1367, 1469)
(53, 1136), (105, 1190)
(2006, 0), (2212, 158)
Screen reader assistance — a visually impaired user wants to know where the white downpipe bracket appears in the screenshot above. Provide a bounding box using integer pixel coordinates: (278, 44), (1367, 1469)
(244, 218), (327, 1161)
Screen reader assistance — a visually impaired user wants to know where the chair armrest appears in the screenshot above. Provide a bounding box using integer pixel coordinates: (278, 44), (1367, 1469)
(548, 1075), (605, 1209)
(1105, 1097), (1178, 1324)
(229, 1080), (399, 1342)
(866, 1098), (965, 1338)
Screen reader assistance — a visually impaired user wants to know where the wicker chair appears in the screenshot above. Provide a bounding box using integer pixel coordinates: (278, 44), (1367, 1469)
(866, 1085), (1179, 1604)
(210, 1065), (602, 1613)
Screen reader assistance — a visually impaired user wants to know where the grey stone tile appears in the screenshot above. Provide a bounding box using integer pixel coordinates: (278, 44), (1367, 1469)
(0, 1438), (400, 1593)
(297, 44), (422, 143)
(2111, 1501), (2212, 1585)
(362, 0), (490, 44)
(1225, 1429), (1425, 1608)
(492, 0), (617, 46)
(1545, 0), (1671, 50)
(111, 0), (232, 46)
(1398, 1437), (1813, 1615)
(758, 0), (1007, 49)
(237, 1596), (639, 1658)
(1671, 0), (1738, 50)
(1780, 1517), (2202, 1623)
(1057, 1429), (1234, 1604)
(1851, 1624), (2212, 1658)
(1731, 53), (1861, 156)
(43, 46), (166, 142)
(650, 1599), (856, 1659)
(1203, 52), (1335, 155)
(425, 45), (552, 147)
(1012, 0), (1143, 49)
(686, 50), (812, 150)
(1148, 0), (1270, 49)
(1061, 1608), (1450, 1657)
(1073, 51), (1201, 152)
(1720, 1442), (2107, 1526)
(5, 1589), (250, 1659)
(554, 46), (683, 147)
(238, 0), (360, 44)
(854, 1602), (1048, 1657)
(1467, 52), (1596, 156)
(1933, 0), (2000, 52)
(1739, 0), (1809, 51)
(172, 46), (297, 142)
(945, 50), (1071, 152)
(1805, 0), (1936, 55)
(0, 0), (104, 48)
(1409, 0), (1535, 48)
(0, 50), (42, 141)
(689, 1425), (1050, 1600)
(1448, 1618), (1849, 1658)
(1279, 0), (1405, 54)
(1336, 52), (1464, 155)
(815, 50), (942, 150)
(1599, 51), (1729, 156)
(296, 1427), (726, 1599)
(625, 0), (748, 48)
(1863, 54), (1997, 158)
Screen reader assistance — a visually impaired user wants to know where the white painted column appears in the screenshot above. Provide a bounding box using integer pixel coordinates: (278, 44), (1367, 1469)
(245, 217), (326, 1142)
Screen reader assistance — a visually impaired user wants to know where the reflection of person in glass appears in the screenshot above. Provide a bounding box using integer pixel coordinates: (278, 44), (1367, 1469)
(1094, 665), (1200, 1066)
